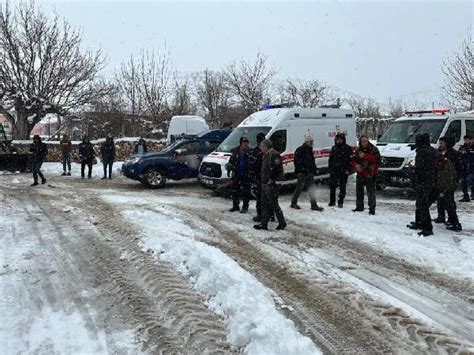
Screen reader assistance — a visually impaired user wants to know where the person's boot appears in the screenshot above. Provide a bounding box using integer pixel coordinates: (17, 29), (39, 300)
(328, 201), (336, 207)
(254, 224), (268, 230)
(433, 216), (445, 224)
(337, 200), (344, 208)
(253, 216), (261, 222)
(407, 221), (421, 230)
(459, 194), (471, 202)
(240, 203), (249, 213)
(276, 222), (287, 230)
(61, 171), (67, 176)
(446, 223), (462, 232)
(352, 208), (364, 212)
(101, 176), (107, 180)
(369, 209), (375, 215)
(229, 206), (240, 212)
(41, 178), (46, 185)
(31, 181), (39, 187)
(67, 171), (71, 176)
(311, 204), (324, 212)
(418, 229), (433, 237)
(290, 203), (301, 210)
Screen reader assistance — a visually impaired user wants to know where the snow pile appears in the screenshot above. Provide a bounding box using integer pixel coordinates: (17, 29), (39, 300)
(120, 207), (320, 355)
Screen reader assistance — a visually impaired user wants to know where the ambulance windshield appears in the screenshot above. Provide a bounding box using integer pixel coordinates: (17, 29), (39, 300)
(217, 126), (271, 152)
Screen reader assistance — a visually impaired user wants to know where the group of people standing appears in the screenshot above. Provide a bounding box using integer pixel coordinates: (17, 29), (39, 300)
(409, 133), (473, 236)
(226, 131), (383, 231)
(28, 135), (150, 186)
(227, 130), (472, 236)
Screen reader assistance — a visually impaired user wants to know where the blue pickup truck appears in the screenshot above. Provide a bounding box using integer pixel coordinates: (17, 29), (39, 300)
(122, 129), (231, 188)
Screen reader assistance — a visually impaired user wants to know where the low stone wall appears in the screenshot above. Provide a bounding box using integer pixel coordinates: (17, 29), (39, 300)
(9, 138), (165, 162)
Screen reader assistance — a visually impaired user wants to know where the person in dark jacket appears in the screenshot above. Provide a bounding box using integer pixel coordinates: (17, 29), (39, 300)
(328, 133), (353, 208)
(227, 137), (251, 213)
(134, 138), (148, 155)
(352, 135), (381, 215)
(79, 136), (95, 179)
(458, 134), (474, 202)
(290, 133), (324, 211)
(60, 134), (72, 176)
(251, 132), (268, 222)
(29, 135), (48, 186)
(100, 136), (116, 179)
(407, 133), (438, 236)
(433, 136), (462, 231)
(254, 139), (286, 231)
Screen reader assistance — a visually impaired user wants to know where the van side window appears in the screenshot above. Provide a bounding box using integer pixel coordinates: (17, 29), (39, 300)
(445, 120), (461, 142)
(204, 140), (220, 154)
(270, 130), (287, 153)
(466, 120), (474, 137)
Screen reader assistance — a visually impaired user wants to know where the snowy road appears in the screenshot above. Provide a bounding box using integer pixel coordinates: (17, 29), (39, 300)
(1, 166), (473, 354)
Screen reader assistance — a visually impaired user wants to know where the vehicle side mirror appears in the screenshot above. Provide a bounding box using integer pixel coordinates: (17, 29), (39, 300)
(175, 148), (188, 156)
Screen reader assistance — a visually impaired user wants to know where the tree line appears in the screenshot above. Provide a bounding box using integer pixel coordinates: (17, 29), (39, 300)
(1, 1), (472, 140)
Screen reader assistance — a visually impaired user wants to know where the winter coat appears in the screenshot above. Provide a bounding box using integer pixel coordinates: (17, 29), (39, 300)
(261, 148), (284, 183)
(79, 142), (95, 161)
(227, 146), (251, 177)
(458, 143), (474, 176)
(440, 135), (463, 179)
(101, 141), (116, 162)
(60, 138), (72, 154)
(329, 134), (353, 176)
(437, 153), (458, 192)
(351, 142), (380, 177)
(251, 146), (263, 182)
(294, 144), (317, 175)
(29, 141), (48, 163)
(414, 133), (438, 192)
(134, 142), (148, 155)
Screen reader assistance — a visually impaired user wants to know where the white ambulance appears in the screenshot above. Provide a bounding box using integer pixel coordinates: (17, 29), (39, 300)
(376, 109), (474, 189)
(198, 105), (356, 187)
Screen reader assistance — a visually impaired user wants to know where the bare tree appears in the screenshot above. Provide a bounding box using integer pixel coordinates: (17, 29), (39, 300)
(224, 52), (276, 113)
(278, 78), (326, 107)
(137, 49), (171, 124)
(115, 55), (145, 135)
(169, 74), (196, 116)
(0, 1), (106, 139)
(346, 95), (382, 118)
(195, 69), (231, 128)
(442, 34), (474, 110)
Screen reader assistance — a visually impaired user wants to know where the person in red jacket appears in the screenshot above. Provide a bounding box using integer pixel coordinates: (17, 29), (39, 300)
(352, 135), (381, 215)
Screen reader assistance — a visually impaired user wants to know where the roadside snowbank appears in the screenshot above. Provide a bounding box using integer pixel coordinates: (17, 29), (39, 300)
(112, 202), (320, 355)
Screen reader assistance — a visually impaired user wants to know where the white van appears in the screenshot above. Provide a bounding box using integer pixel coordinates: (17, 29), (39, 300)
(167, 115), (209, 144)
(376, 109), (474, 188)
(198, 106), (356, 187)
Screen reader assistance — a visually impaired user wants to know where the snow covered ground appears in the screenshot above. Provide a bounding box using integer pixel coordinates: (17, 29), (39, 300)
(1, 170), (472, 354)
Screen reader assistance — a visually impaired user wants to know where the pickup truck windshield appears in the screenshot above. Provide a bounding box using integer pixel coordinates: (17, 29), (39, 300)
(379, 119), (446, 144)
(217, 126), (271, 152)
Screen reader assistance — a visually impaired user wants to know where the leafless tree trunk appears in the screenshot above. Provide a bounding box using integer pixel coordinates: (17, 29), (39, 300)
(278, 78), (326, 107)
(195, 69), (231, 128)
(224, 52), (276, 114)
(169, 74), (195, 116)
(115, 55), (145, 135)
(345, 95), (382, 118)
(0, 1), (106, 139)
(442, 34), (474, 110)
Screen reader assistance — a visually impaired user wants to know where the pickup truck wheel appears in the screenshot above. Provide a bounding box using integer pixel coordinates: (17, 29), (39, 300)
(143, 168), (166, 188)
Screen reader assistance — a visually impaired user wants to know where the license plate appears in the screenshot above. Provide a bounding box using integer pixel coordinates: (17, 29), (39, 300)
(202, 178), (213, 185)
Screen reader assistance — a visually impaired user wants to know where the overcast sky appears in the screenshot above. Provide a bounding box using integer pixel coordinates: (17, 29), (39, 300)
(30, 1), (474, 105)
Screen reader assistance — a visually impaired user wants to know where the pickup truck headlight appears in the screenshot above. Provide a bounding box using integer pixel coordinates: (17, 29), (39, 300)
(125, 157), (141, 165)
(406, 158), (416, 167)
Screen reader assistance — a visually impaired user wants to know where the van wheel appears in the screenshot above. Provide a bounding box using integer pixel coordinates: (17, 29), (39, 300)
(143, 168), (166, 188)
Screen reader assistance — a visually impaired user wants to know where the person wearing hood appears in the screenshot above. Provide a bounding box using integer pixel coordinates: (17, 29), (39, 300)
(458, 134), (474, 202)
(29, 135), (48, 186)
(290, 133), (324, 211)
(60, 134), (72, 176)
(134, 138), (148, 155)
(351, 135), (381, 215)
(433, 136), (462, 231)
(100, 136), (116, 179)
(328, 133), (353, 208)
(79, 136), (95, 179)
(407, 133), (438, 236)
